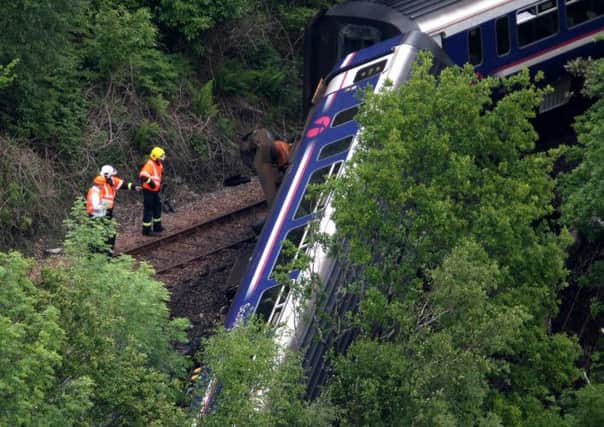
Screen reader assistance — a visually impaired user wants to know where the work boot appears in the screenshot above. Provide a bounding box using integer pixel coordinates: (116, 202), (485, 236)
(153, 218), (163, 233)
(142, 226), (154, 236)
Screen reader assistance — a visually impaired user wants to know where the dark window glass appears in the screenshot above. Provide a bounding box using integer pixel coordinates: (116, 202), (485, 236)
(256, 282), (291, 325)
(517, 1), (559, 47)
(354, 59), (387, 83)
(332, 106), (359, 127)
(539, 0), (557, 13)
(295, 163), (340, 219)
(496, 17), (511, 56)
(255, 285), (283, 322)
(337, 24), (382, 59)
(566, 0), (604, 27)
(468, 27), (482, 65)
(318, 136), (354, 160)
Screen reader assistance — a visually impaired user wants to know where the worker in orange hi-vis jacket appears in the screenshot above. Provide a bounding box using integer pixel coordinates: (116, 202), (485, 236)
(240, 127), (290, 207)
(86, 164), (140, 253)
(139, 146), (165, 236)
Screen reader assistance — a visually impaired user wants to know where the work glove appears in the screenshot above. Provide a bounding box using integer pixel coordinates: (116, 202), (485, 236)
(146, 179), (156, 189)
(127, 182), (142, 191)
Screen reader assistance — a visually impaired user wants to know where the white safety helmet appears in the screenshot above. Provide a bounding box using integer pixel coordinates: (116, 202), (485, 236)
(100, 164), (117, 178)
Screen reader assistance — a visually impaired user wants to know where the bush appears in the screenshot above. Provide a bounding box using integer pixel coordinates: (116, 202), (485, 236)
(0, 137), (64, 251)
(191, 80), (218, 117)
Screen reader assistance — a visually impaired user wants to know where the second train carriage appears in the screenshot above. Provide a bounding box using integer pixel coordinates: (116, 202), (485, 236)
(303, 0), (604, 114)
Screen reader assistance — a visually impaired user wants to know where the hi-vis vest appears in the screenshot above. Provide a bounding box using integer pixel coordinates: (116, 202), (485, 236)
(86, 176), (125, 216)
(270, 140), (290, 170)
(139, 159), (163, 192)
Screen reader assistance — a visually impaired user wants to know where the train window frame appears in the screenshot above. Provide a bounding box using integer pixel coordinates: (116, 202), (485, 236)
(331, 105), (359, 127)
(255, 284), (285, 324)
(516, 0), (559, 48)
(318, 135), (354, 161)
(269, 224), (311, 280)
(496, 16), (511, 56)
(263, 221), (316, 324)
(265, 283), (291, 326)
(467, 26), (483, 66)
(565, 0), (604, 28)
(294, 161), (343, 220)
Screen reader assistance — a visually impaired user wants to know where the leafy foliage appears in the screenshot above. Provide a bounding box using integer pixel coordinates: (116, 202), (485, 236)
(0, 252), (71, 426)
(557, 56), (604, 411)
(0, 58), (18, 89)
(0, 0), (87, 152)
(154, 0), (250, 41)
(196, 318), (334, 426)
(559, 58), (604, 242)
(325, 55), (580, 425)
(0, 200), (192, 425)
(191, 80), (218, 117)
(85, 4), (187, 97)
(85, 6), (156, 78)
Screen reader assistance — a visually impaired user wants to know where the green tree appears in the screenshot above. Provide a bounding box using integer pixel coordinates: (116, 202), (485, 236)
(0, 201), (192, 425)
(557, 56), (604, 422)
(47, 200), (191, 425)
(0, 251), (90, 426)
(564, 383), (604, 426)
(196, 318), (334, 426)
(0, 0), (87, 151)
(324, 56), (580, 425)
(152, 0), (250, 41)
(560, 58), (604, 242)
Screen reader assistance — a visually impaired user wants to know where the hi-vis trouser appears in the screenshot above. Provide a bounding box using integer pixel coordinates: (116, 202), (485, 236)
(142, 189), (162, 234)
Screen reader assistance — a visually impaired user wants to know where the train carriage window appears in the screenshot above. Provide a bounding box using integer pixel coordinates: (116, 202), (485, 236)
(496, 17), (511, 56)
(332, 105), (359, 127)
(338, 24), (382, 59)
(517, 0), (559, 47)
(468, 27), (483, 65)
(318, 136), (354, 161)
(354, 59), (388, 83)
(566, 0), (604, 27)
(270, 225), (308, 279)
(295, 162), (342, 219)
(261, 223), (314, 323)
(256, 285), (285, 323)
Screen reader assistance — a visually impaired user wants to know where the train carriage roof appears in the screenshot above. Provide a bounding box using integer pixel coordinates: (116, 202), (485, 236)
(351, 0), (464, 20)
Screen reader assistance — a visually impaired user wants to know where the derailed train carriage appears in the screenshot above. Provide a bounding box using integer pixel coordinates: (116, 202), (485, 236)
(198, 0), (604, 412)
(226, 29), (452, 400)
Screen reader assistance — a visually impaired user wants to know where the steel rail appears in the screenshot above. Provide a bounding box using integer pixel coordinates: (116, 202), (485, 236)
(116, 199), (265, 256)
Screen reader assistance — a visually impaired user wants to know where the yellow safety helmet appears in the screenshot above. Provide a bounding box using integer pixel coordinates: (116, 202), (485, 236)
(150, 146), (165, 161)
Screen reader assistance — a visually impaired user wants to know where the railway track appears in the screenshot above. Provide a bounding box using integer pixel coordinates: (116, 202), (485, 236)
(116, 200), (266, 275)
